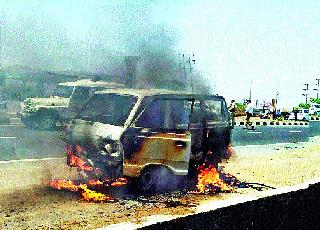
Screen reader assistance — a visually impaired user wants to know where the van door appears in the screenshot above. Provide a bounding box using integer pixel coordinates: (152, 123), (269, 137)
(123, 98), (192, 177)
(189, 98), (231, 166)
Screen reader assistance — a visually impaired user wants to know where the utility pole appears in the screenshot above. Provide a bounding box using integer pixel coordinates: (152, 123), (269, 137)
(187, 53), (195, 92)
(179, 53), (188, 89)
(179, 53), (195, 92)
(0, 12), (4, 69)
(314, 78), (320, 99)
(302, 93), (308, 104)
(249, 79), (252, 101)
(302, 83), (309, 104)
(275, 91), (279, 105)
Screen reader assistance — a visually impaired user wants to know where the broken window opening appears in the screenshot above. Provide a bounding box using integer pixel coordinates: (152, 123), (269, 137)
(135, 99), (192, 130)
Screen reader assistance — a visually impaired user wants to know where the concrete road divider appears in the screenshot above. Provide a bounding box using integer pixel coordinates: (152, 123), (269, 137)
(140, 179), (320, 229)
(235, 121), (309, 126)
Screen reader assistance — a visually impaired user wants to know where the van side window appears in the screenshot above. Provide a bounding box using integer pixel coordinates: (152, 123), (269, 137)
(190, 99), (223, 123)
(204, 100), (222, 121)
(136, 99), (191, 129)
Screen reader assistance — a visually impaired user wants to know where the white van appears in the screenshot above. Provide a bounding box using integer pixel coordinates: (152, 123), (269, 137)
(288, 109), (310, 121)
(309, 103), (320, 115)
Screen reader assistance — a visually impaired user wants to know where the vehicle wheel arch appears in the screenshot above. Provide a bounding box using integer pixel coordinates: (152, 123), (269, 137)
(138, 163), (177, 194)
(138, 163), (175, 177)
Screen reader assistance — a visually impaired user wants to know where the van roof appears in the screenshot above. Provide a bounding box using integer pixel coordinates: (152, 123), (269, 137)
(58, 79), (124, 88)
(94, 88), (225, 100)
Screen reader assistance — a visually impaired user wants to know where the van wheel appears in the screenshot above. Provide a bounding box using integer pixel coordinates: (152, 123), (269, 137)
(138, 166), (176, 195)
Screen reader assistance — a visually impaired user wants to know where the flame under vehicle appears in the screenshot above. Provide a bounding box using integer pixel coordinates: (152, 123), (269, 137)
(65, 89), (232, 193)
(20, 79), (123, 130)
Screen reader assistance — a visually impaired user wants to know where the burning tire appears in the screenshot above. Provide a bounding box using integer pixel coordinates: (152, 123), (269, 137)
(138, 166), (177, 195)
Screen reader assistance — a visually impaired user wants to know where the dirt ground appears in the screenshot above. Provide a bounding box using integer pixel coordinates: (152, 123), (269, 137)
(1, 137), (320, 229)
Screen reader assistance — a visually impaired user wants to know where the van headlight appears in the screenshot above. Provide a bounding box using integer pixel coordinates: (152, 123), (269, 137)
(101, 141), (119, 153)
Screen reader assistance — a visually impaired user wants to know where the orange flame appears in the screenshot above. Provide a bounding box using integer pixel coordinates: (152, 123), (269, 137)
(78, 184), (115, 202)
(49, 179), (115, 202)
(195, 164), (234, 194)
(110, 177), (128, 186)
(87, 179), (104, 186)
(66, 145), (93, 171)
(49, 179), (78, 191)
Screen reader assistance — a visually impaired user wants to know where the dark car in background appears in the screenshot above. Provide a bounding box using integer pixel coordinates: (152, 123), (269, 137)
(20, 79), (124, 130)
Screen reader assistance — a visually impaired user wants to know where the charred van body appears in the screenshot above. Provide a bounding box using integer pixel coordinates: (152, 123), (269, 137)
(64, 89), (232, 193)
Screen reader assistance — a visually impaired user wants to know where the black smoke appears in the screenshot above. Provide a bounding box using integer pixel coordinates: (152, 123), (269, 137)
(0, 1), (212, 93)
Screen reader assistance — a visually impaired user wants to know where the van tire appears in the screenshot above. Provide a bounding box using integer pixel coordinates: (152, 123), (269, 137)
(138, 166), (176, 195)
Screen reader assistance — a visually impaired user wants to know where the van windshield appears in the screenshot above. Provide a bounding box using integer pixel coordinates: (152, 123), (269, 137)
(78, 93), (137, 126)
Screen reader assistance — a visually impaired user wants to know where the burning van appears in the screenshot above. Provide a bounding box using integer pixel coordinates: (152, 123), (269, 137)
(64, 89), (232, 193)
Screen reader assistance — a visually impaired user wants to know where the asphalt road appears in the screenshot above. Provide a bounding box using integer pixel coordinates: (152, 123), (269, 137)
(0, 125), (65, 161)
(231, 125), (309, 146)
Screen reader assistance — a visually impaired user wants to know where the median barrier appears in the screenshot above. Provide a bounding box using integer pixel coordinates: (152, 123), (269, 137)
(235, 121), (309, 127)
(142, 180), (320, 229)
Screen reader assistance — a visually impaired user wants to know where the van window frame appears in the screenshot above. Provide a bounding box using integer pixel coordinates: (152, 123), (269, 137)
(133, 97), (194, 131)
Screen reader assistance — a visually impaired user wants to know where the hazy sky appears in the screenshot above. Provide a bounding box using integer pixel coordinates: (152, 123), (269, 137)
(0, 0), (320, 108)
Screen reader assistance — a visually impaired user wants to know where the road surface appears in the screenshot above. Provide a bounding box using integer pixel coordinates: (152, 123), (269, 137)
(0, 125), (65, 161)
(1, 137), (320, 229)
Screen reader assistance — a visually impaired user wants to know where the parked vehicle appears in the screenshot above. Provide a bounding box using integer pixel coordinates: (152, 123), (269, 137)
(280, 111), (291, 120)
(309, 103), (320, 115)
(20, 79), (124, 130)
(252, 108), (262, 117)
(288, 109), (310, 121)
(64, 89), (232, 193)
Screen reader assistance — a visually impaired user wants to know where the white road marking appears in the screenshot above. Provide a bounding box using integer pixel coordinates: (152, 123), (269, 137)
(0, 157), (65, 164)
(247, 131), (262, 134)
(0, 124), (25, 127)
(0, 136), (16, 139)
(289, 131), (301, 133)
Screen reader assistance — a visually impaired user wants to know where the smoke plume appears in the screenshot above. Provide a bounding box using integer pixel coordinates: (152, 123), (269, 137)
(0, 1), (211, 92)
